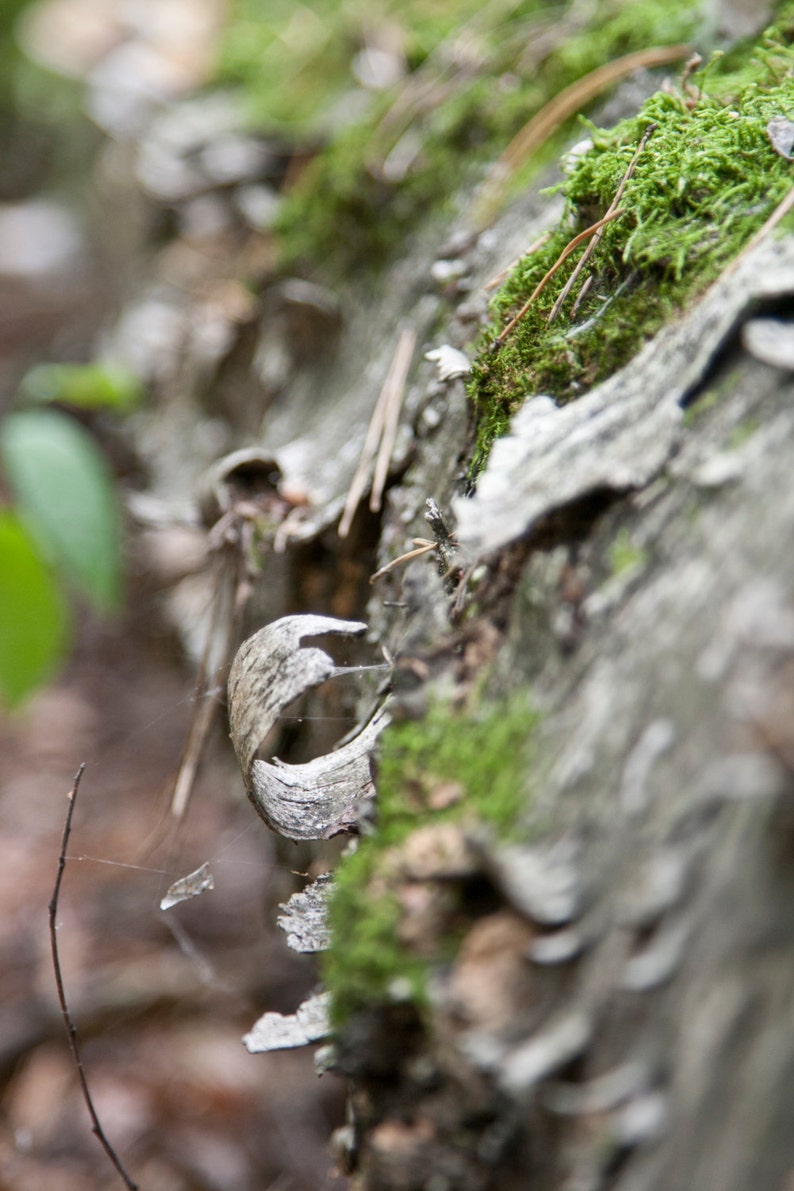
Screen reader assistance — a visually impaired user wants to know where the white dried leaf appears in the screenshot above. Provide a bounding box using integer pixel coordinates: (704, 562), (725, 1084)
(160, 861), (214, 911)
(277, 872), (333, 952)
(425, 345), (472, 381)
(742, 316), (794, 371)
(455, 238), (794, 558)
(227, 614), (389, 840)
(243, 990), (331, 1053)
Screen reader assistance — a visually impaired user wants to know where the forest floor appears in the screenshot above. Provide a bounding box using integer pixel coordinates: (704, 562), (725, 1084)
(0, 543), (348, 1191)
(0, 2), (348, 1188)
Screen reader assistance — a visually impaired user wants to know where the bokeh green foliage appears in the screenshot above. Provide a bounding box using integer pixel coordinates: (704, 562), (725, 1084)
(217, 0), (492, 135)
(0, 510), (68, 707)
(0, 364), (141, 708)
(0, 0), (33, 106)
(0, 0), (91, 199)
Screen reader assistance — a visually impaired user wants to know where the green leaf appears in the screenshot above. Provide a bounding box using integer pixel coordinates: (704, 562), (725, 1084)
(19, 362), (142, 413)
(0, 409), (123, 613)
(0, 510), (68, 707)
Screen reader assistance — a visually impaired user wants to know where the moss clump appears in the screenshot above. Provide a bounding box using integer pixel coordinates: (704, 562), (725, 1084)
(252, 0), (700, 271)
(609, 528), (647, 575)
(469, 11), (794, 472)
(726, 417), (760, 447)
(324, 696), (537, 1024)
(216, 0), (489, 135)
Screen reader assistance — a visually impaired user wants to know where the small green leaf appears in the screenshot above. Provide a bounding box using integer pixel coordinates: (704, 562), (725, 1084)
(0, 409), (122, 613)
(19, 362), (142, 413)
(0, 510), (68, 707)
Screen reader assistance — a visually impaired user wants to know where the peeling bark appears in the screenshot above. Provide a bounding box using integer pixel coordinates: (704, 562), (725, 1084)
(338, 282), (794, 1191)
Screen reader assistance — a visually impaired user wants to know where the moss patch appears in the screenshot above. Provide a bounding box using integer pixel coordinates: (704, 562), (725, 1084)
(220, 0), (701, 272)
(324, 696), (537, 1024)
(468, 10), (794, 472)
(726, 416), (760, 447)
(216, 0), (488, 135)
(609, 528), (647, 575)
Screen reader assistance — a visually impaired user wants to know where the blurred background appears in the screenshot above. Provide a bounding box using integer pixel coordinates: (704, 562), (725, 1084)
(0, 1), (361, 1187)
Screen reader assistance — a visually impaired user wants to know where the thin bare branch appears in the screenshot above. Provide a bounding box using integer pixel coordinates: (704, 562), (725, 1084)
(49, 765), (139, 1191)
(170, 541), (248, 818)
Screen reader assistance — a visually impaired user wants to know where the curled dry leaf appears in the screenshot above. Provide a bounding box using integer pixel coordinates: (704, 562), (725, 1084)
(160, 861), (214, 911)
(228, 614), (389, 840)
(198, 446), (283, 526)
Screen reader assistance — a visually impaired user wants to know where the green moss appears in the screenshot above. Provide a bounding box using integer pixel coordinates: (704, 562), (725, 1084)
(609, 528), (647, 575)
(217, 0), (489, 135)
(683, 388), (721, 426)
(725, 416), (760, 447)
(223, 0), (700, 271)
(324, 695), (537, 1024)
(469, 10), (794, 473)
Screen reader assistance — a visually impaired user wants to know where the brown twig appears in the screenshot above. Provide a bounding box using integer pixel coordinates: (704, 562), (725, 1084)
(472, 43), (690, 227)
(492, 209), (625, 349)
(49, 765), (139, 1191)
(546, 123), (656, 325)
(170, 520), (254, 818)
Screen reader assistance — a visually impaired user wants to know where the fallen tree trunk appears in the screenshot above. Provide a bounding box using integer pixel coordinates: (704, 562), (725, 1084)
(93, 7), (794, 1187)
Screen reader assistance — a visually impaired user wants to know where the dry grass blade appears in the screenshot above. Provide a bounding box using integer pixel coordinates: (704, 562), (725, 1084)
(372, 0), (538, 154)
(472, 43), (690, 227)
(370, 538), (436, 584)
(371, 328), (416, 512)
(493, 209), (625, 349)
(547, 123), (656, 325)
(339, 328), (415, 537)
